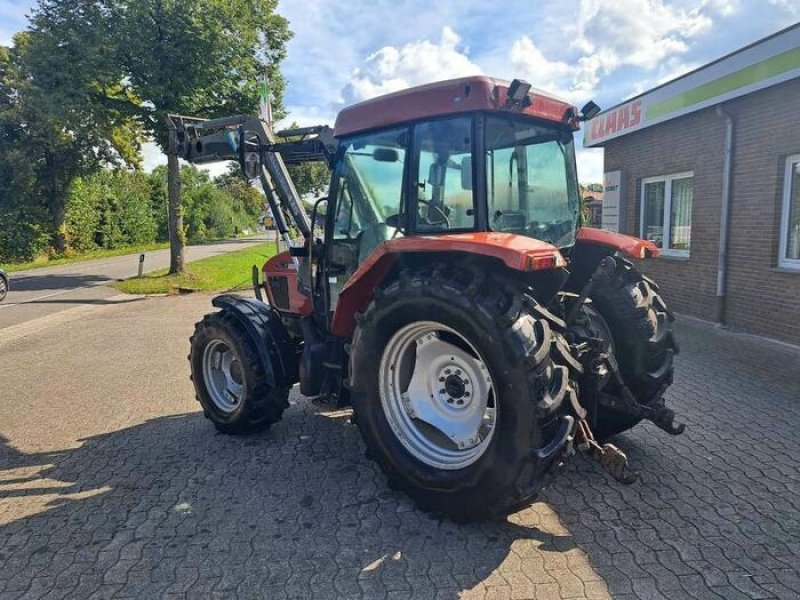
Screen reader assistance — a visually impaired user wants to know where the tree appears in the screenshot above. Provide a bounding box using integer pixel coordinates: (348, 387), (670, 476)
(288, 161), (330, 199)
(284, 123), (331, 199)
(216, 164), (265, 222)
(1, 17), (141, 254)
(30, 0), (291, 271)
(108, 0), (290, 272)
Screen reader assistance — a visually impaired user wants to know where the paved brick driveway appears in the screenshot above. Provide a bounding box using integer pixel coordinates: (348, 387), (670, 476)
(0, 294), (798, 599)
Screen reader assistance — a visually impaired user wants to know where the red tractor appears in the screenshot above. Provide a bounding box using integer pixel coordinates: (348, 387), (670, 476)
(174, 76), (682, 521)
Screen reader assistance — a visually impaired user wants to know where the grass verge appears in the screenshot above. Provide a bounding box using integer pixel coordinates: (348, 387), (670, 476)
(4, 242), (170, 273)
(113, 243), (276, 295)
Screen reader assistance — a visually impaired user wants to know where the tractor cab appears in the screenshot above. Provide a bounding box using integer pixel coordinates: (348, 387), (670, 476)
(322, 76), (587, 316)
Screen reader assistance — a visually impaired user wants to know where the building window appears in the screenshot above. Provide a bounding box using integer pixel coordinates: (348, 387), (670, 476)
(640, 172), (693, 257)
(779, 154), (800, 270)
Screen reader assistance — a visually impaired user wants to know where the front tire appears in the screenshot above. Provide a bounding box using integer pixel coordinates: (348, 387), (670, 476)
(190, 311), (289, 434)
(0, 274), (8, 302)
(350, 263), (574, 521)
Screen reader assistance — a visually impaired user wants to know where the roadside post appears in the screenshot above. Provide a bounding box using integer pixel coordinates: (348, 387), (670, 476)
(138, 254), (145, 278)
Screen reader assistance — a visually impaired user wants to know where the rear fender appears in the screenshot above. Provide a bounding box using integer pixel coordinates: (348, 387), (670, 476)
(567, 229), (657, 293)
(330, 232), (567, 337)
(212, 294), (299, 388)
(575, 227), (659, 260)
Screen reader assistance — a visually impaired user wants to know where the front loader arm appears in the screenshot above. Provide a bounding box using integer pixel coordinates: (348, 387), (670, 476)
(167, 114), (336, 242)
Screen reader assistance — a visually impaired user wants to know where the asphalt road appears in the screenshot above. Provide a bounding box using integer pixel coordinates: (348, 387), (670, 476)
(0, 236), (273, 330)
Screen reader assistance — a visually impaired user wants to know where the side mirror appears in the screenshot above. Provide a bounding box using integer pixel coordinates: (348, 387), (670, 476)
(428, 163), (446, 187)
(372, 148), (399, 162)
(460, 156), (472, 190)
(243, 152), (260, 179)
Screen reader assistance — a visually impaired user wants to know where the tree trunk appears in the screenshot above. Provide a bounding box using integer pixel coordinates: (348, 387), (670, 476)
(53, 203), (68, 254)
(167, 150), (184, 274)
(46, 152), (68, 255)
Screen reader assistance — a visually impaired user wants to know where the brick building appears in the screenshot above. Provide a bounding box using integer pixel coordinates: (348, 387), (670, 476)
(585, 24), (800, 345)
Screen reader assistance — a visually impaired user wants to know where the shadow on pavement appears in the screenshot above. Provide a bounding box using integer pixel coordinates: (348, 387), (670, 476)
(3, 273), (111, 293)
(0, 408), (583, 599)
(11, 296), (147, 306)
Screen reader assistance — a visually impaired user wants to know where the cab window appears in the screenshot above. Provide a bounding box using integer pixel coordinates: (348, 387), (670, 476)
(413, 117), (476, 231)
(485, 116), (579, 247)
(333, 127), (408, 262)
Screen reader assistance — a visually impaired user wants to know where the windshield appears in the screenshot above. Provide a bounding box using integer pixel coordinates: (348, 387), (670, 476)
(485, 115), (580, 247)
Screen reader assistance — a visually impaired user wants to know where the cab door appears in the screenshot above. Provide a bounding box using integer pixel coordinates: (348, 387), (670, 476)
(325, 127), (409, 315)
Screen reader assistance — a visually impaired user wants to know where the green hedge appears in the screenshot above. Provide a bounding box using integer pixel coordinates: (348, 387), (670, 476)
(1, 165), (263, 263)
(0, 206), (52, 262)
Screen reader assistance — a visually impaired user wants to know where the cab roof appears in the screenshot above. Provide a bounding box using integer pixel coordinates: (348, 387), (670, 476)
(333, 76), (579, 138)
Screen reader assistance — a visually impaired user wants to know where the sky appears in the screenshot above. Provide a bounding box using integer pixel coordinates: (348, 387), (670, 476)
(1, 0), (799, 182)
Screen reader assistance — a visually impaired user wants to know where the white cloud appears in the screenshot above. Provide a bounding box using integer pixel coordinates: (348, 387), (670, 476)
(571, 0), (712, 67)
(562, 0), (715, 98)
(767, 0), (800, 15)
(341, 27), (482, 104)
(499, 0), (731, 102)
(704, 0), (740, 17)
(508, 37), (573, 97)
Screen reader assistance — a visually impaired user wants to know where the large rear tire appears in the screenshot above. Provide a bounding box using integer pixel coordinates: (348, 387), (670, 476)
(190, 311), (290, 434)
(350, 262), (574, 521)
(588, 258), (676, 440)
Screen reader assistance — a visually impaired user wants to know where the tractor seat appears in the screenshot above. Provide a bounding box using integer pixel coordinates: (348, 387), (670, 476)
(357, 222), (401, 264)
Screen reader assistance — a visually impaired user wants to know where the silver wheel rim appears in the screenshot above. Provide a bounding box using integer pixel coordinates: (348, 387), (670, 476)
(379, 321), (497, 470)
(202, 339), (244, 413)
(0, 277), (6, 299)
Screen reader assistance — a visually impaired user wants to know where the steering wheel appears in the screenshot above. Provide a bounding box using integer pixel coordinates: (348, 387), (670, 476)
(526, 219), (573, 243)
(417, 199), (450, 228)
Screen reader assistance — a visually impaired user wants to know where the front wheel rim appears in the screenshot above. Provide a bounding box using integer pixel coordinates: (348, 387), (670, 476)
(202, 339), (244, 413)
(379, 321), (497, 470)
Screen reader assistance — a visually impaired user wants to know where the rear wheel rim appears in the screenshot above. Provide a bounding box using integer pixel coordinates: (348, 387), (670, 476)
(0, 277), (6, 300)
(379, 321), (496, 470)
(202, 339), (244, 413)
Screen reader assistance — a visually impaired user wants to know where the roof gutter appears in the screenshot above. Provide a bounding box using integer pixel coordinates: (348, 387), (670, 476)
(715, 106), (735, 324)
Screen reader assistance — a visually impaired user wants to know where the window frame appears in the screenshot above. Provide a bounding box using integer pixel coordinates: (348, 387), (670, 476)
(407, 113), (480, 235)
(640, 171), (694, 258)
(778, 154), (800, 270)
